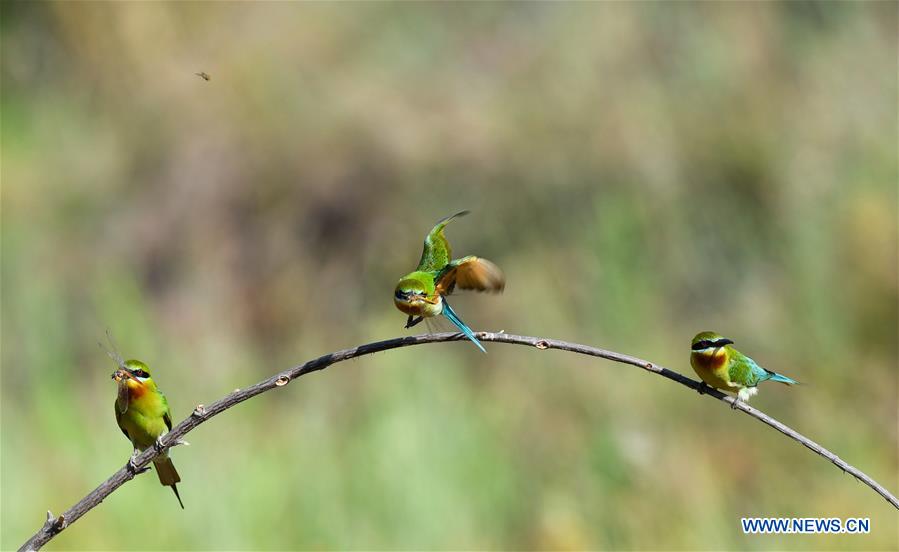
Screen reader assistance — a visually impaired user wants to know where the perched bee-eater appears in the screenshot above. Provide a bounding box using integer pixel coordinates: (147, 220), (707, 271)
(107, 347), (184, 508)
(394, 211), (505, 352)
(690, 331), (798, 407)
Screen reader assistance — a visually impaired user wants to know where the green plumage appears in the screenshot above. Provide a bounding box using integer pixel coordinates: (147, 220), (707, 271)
(727, 349), (775, 388)
(415, 210), (467, 272)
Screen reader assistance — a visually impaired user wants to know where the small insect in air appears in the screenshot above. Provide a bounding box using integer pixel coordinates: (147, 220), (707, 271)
(195, 72), (211, 81)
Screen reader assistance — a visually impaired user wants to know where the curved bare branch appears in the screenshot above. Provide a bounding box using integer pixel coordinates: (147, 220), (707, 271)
(18, 332), (899, 551)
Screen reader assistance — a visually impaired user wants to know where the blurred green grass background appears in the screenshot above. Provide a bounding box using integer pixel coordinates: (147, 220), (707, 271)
(2, 2), (896, 550)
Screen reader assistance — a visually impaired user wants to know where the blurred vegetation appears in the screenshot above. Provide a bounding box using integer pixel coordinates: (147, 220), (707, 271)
(2, 2), (897, 550)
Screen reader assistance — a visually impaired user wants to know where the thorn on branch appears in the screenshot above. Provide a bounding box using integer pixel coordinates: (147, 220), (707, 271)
(832, 458), (848, 474)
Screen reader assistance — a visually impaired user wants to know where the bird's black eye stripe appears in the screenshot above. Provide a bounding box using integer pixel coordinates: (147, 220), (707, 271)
(692, 339), (731, 351)
(133, 369), (149, 378)
(395, 290), (410, 300)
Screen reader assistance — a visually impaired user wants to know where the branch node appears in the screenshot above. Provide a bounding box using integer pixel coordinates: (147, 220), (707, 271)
(275, 375), (290, 387)
(193, 404), (207, 417)
(39, 511), (65, 533)
(535, 340), (549, 350)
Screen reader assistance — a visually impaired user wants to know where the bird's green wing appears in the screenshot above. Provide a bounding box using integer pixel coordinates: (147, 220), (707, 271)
(435, 255), (505, 296)
(728, 351), (767, 387)
(161, 393), (173, 431)
(416, 211), (469, 272)
(114, 400), (130, 440)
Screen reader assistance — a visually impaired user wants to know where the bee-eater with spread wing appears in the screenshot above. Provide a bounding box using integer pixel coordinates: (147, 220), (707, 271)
(394, 211), (505, 352)
(107, 345), (184, 508)
(690, 331), (798, 407)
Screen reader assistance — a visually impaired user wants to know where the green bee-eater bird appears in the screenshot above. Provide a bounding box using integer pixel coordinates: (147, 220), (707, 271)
(394, 211), (505, 352)
(690, 331), (798, 407)
(107, 347), (184, 508)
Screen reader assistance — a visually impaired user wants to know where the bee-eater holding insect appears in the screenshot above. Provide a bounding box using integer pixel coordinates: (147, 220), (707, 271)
(690, 331), (798, 407)
(394, 211), (505, 352)
(105, 339), (184, 508)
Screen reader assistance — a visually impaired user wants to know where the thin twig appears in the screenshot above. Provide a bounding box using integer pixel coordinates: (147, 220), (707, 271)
(18, 332), (899, 551)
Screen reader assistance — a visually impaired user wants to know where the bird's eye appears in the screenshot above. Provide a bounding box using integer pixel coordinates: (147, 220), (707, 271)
(133, 369), (149, 378)
(395, 290), (410, 300)
(692, 340), (712, 350)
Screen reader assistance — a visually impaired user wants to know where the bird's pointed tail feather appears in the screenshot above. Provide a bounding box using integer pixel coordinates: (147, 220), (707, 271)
(441, 300), (486, 353)
(154, 456), (184, 509)
(767, 372), (799, 385)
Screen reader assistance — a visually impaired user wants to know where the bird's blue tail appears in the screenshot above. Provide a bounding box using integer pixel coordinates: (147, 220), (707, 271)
(441, 300), (486, 353)
(766, 372), (798, 385)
